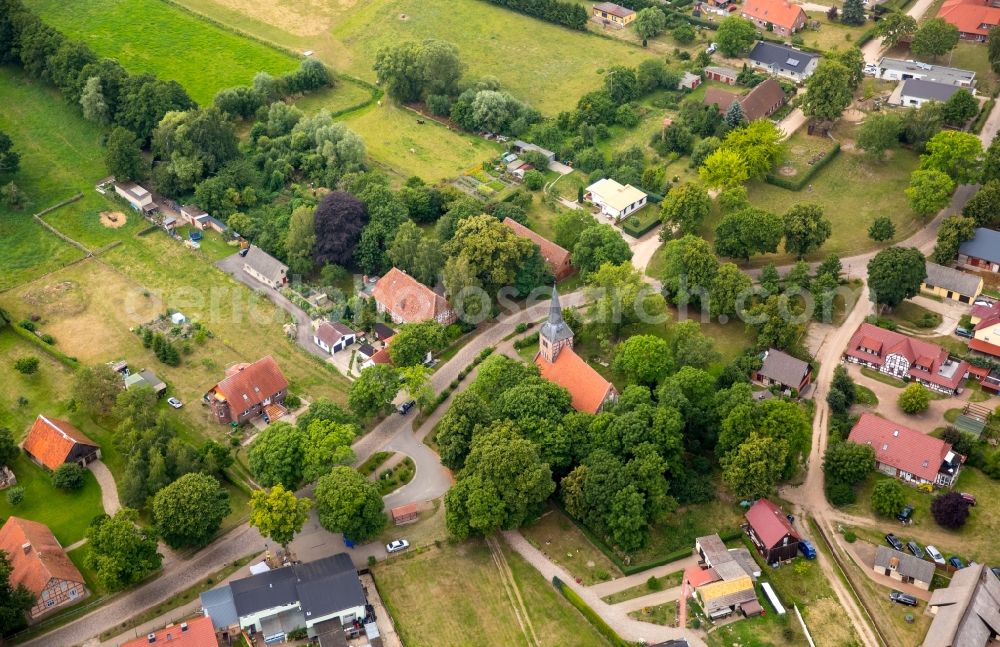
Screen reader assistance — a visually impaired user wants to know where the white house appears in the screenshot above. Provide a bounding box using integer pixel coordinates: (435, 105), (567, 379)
(313, 321), (356, 354)
(585, 178), (648, 220)
(891, 78), (962, 108)
(113, 182), (157, 214)
(241, 247), (288, 289)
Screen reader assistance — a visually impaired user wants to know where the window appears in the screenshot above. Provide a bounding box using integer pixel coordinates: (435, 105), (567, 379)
(882, 443), (889, 451)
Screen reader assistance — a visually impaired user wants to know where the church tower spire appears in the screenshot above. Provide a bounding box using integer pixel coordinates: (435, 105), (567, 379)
(538, 285), (574, 363)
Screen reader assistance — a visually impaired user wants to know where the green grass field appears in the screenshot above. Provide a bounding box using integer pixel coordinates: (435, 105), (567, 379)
(521, 506), (622, 586)
(25, 0), (299, 105)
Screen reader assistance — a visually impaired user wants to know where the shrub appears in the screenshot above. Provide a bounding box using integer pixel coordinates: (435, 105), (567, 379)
(368, 555), (377, 567)
(14, 357), (39, 375)
(523, 170), (545, 190)
(931, 491), (971, 529)
(515, 323), (528, 334)
(52, 463), (85, 490)
(646, 575), (662, 591)
(18, 321), (35, 332)
(843, 529), (857, 543)
(898, 383), (930, 414)
(7, 486), (24, 506)
(825, 480), (856, 506)
(284, 393), (302, 409)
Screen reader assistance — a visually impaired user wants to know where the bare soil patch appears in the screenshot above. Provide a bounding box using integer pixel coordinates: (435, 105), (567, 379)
(210, 0), (340, 36)
(779, 165), (797, 177)
(99, 211), (127, 229)
(843, 108), (865, 123)
(21, 280), (88, 317)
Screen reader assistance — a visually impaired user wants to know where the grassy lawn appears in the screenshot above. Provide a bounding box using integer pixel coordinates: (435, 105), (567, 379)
(0, 454), (103, 546)
(601, 570), (682, 604)
(848, 551), (931, 647)
(860, 366), (907, 388)
(67, 544), (106, 598)
(774, 129), (839, 177)
(294, 79), (375, 116)
(521, 506), (622, 586)
(949, 42), (1000, 92)
(706, 609), (805, 647)
(24, 0), (299, 105)
(628, 600), (678, 626)
(632, 499), (745, 565)
(801, 13), (871, 52)
(855, 384), (879, 406)
(885, 300), (942, 331)
(372, 539), (610, 647)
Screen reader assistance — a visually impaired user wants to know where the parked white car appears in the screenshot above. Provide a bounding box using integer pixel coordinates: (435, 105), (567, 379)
(167, 397), (183, 409)
(926, 545), (946, 566)
(386, 539), (410, 554)
(863, 63), (878, 76)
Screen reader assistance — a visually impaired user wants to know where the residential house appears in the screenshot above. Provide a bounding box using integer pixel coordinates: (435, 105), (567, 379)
(679, 72), (702, 90)
(958, 228), (1000, 272)
(356, 343), (377, 364)
(179, 205), (212, 230)
(873, 546), (936, 590)
(201, 554), (368, 643)
(124, 369), (167, 397)
(843, 322), (971, 394)
(502, 218), (575, 280)
(511, 140), (556, 162)
(114, 182), (157, 214)
(121, 616), (217, 647)
(204, 356), (289, 425)
(924, 564), (1000, 647)
(876, 57), (976, 87)
(684, 535), (763, 620)
(694, 575), (762, 619)
(921, 262), (983, 303)
(753, 348), (812, 394)
(705, 66), (739, 84)
(22, 415), (101, 471)
(535, 288), (617, 413)
(744, 498), (800, 565)
(592, 2), (636, 27)
(970, 303), (1000, 358)
(748, 42), (820, 82)
(241, 247), (288, 289)
(0, 517), (86, 619)
(937, 0), (1000, 41)
(741, 0), (807, 35)
(313, 321), (356, 354)
(983, 368), (1000, 394)
(695, 534), (761, 579)
(584, 178), (648, 220)
(892, 78), (963, 107)
(704, 78), (788, 121)
(372, 268), (456, 325)
(374, 323), (396, 341)
(848, 412), (965, 487)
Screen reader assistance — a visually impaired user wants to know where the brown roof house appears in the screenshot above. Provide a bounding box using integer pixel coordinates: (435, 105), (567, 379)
(874, 546), (935, 590)
(593, 2), (636, 27)
(704, 79), (788, 121)
(744, 498), (800, 565)
(372, 268), (456, 325)
(502, 218), (575, 281)
(848, 412), (964, 488)
(740, 0), (807, 35)
(22, 415), (101, 471)
(0, 517), (87, 619)
(205, 356), (289, 425)
(313, 321), (356, 354)
(753, 348), (812, 395)
(924, 563), (1000, 647)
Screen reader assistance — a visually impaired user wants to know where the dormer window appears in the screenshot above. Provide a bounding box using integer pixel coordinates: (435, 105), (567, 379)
(922, 460), (929, 468)
(882, 443), (889, 451)
(892, 430), (899, 437)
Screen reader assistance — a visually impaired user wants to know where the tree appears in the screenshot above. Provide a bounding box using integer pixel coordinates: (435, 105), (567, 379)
(823, 441), (875, 486)
(314, 191), (366, 267)
(373, 41), (424, 102)
(604, 65), (640, 105)
(0, 549), (37, 635)
(80, 76), (110, 125)
(783, 203), (832, 258)
(152, 108), (239, 192)
(443, 215), (536, 295)
(826, 47), (866, 90)
(670, 321), (720, 369)
(660, 234), (719, 307)
(634, 7), (667, 40)
(867, 246), (926, 309)
(73, 364), (122, 417)
(672, 23), (696, 45)
(871, 478), (906, 517)
(51, 463), (84, 490)
(875, 12), (918, 47)
(932, 215), (976, 264)
(436, 390), (493, 470)
(868, 216), (896, 242)
(911, 18), (960, 58)
(903, 101), (944, 152)
(571, 223), (633, 274)
(803, 60), (853, 121)
(942, 89), (979, 127)
(588, 262), (666, 336)
(699, 148), (750, 189)
(6, 487), (23, 507)
(990, 27), (1000, 75)
(898, 383), (930, 414)
(85, 509), (161, 591)
(660, 182), (711, 235)
(348, 364), (400, 419)
(714, 207), (784, 261)
(964, 181), (1000, 228)
(721, 120), (783, 180)
(247, 423), (306, 490)
(314, 466), (386, 542)
(721, 433), (788, 499)
(152, 473), (230, 549)
(445, 425), (555, 539)
(553, 210), (596, 250)
(249, 485), (312, 548)
(724, 101), (745, 129)
(716, 17), (757, 57)
(388, 221), (444, 286)
(931, 491), (971, 528)
(906, 169), (955, 218)
(13, 357), (38, 375)
(921, 130), (983, 184)
(857, 113), (902, 160)
(746, 294), (806, 351)
(841, 0), (866, 25)
(105, 127), (146, 181)
(710, 262), (753, 318)
(285, 206), (316, 277)
(419, 39), (463, 97)
(0, 132), (18, 179)
(388, 321), (446, 367)
(613, 335), (672, 386)
(0, 430), (16, 470)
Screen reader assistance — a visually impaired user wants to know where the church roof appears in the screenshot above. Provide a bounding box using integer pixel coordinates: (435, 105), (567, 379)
(540, 287), (573, 344)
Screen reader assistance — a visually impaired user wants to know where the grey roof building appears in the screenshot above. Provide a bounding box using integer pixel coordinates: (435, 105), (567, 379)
(241, 246), (289, 289)
(755, 349), (811, 394)
(960, 228), (1000, 266)
(897, 79), (962, 107)
(874, 546), (936, 590)
(877, 57), (976, 87)
(924, 564), (1000, 647)
(748, 42), (820, 81)
(923, 262), (983, 299)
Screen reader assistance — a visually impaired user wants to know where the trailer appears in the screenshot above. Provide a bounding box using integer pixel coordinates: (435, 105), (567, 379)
(761, 581), (786, 615)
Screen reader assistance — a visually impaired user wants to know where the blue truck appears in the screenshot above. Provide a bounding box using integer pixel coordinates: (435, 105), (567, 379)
(799, 539), (817, 560)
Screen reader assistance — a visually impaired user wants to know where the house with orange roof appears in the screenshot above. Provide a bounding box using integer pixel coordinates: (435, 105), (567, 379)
(741, 0), (807, 35)
(372, 268), (456, 325)
(0, 517), (87, 619)
(121, 616), (217, 647)
(849, 412), (964, 488)
(22, 415), (101, 471)
(204, 356), (289, 425)
(533, 288), (616, 414)
(501, 218), (575, 280)
(843, 322), (970, 394)
(969, 301), (1000, 358)
(937, 0), (1000, 41)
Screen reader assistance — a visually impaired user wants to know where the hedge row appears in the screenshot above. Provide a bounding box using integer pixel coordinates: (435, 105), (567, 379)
(974, 98), (996, 134)
(551, 577), (630, 647)
(420, 346), (496, 419)
(0, 309), (79, 368)
(621, 212), (661, 237)
(764, 142), (841, 191)
(855, 27), (877, 47)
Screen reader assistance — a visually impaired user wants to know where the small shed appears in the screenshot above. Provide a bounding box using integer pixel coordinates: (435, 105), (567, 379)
(679, 72), (702, 91)
(170, 312), (187, 325)
(391, 503), (419, 525)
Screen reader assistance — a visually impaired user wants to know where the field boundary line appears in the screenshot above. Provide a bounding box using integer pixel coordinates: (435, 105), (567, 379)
(157, 0), (302, 61)
(31, 193), (92, 255)
(487, 536), (540, 647)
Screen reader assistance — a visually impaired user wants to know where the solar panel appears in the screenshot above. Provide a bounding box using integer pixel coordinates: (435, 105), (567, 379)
(786, 57), (800, 66)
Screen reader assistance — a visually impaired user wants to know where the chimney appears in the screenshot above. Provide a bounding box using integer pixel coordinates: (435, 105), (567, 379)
(147, 633), (156, 644)
(21, 542), (30, 555)
(181, 623), (188, 632)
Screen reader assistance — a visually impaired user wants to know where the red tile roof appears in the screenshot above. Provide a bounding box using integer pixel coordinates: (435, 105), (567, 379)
(703, 87), (740, 113)
(210, 356), (288, 412)
(121, 616), (217, 647)
(971, 302), (997, 322)
(969, 337), (1000, 358)
(372, 268), (452, 324)
(938, 0), (1000, 36)
(745, 499), (799, 550)
(22, 416), (98, 471)
(501, 218), (573, 279)
(534, 348), (614, 414)
(974, 309), (1000, 331)
(741, 0), (807, 30)
(684, 565), (722, 589)
(844, 323), (969, 391)
(0, 517), (84, 596)
(848, 412), (960, 482)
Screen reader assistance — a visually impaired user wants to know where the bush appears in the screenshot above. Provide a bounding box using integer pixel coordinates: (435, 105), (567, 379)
(284, 393), (302, 409)
(40, 334), (55, 345)
(14, 357), (39, 375)
(368, 555), (377, 567)
(764, 144), (840, 190)
(523, 170), (545, 190)
(931, 491), (971, 529)
(515, 323), (528, 334)
(52, 463), (85, 490)
(7, 486), (24, 506)
(825, 480), (856, 506)
(646, 575), (662, 591)
(18, 321), (35, 332)
(898, 383), (930, 414)
(843, 529), (857, 543)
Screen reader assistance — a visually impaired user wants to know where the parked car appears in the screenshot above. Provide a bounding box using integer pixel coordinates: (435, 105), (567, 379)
(385, 539), (410, 553)
(167, 397), (183, 409)
(956, 327), (974, 339)
(239, 247), (249, 257)
(799, 539), (817, 560)
(863, 63), (878, 75)
(960, 492), (977, 506)
(950, 556), (966, 569)
(974, 298), (994, 307)
(889, 591), (919, 606)
(897, 505), (914, 524)
(397, 399), (416, 415)
(786, 513), (795, 525)
(706, 42), (717, 54)
(885, 533), (904, 551)
(907, 541), (924, 559)
(926, 545), (945, 566)
(990, 566), (1000, 580)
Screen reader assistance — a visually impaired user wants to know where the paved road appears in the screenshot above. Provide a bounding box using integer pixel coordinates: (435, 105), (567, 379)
(89, 461), (121, 516)
(979, 98), (1000, 147)
(588, 554), (699, 597)
(861, 0), (940, 63)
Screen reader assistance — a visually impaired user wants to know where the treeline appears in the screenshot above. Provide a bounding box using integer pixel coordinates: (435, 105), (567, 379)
(482, 0), (589, 30)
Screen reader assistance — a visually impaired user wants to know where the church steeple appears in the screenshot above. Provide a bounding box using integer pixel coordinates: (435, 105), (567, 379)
(548, 285), (564, 326)
(538, 285), (574, 363)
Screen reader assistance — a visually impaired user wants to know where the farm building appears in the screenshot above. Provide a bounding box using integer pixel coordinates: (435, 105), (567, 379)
(848, 412), (964, 488)
(744, 498), (800, 565)
(584, 178), (648, 220)
(114, 182), (157, 214)
(874, 547), (935, 590)
(372, 268), (456, 325)
(179, 205), (212, 230)
(124, 369), (167, 397)
(937, 0), (1000, 41)
(704, 79), (787, 121)
(511, 140), (555, 162)
(313, 321), (356, 354)
(891, 78), (963, 108)
(740, 0), (807, 35)
(925, 564), (1000, 647)
(392, 503), (419, 525)
(241, 247), (288, 289)
(753, 348), (812, 395)
(592, 2), (636, 27)
(748, 42), (819, 82)
(120, 616), (217, 647)
(705, 66), (739, 84)
(22, 416), (101, 471)
(695, 534), (761, 579)
(0, 517), (87, 619)
(502, 218), (575, 280)
(876, 58), (976, 87)
(958, 228), (1000, 272)
(204, 356), (289, 425)
(921, 262), (983, 303)
(843, 322), (970, 394)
